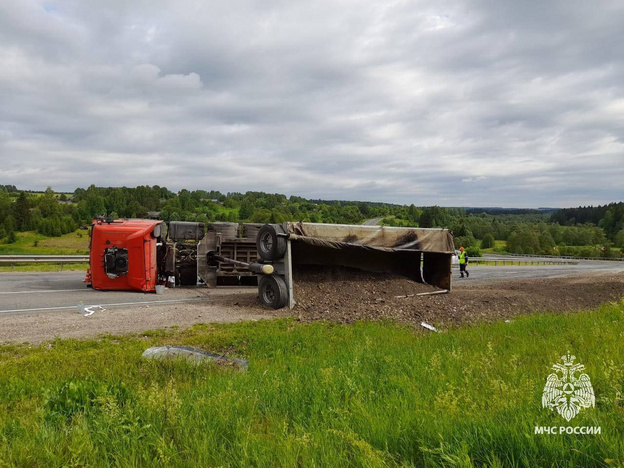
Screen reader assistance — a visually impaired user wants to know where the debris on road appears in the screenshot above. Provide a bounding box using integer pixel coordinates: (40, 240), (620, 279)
(395, 290), (449, 299)
(275, 270), (624, 327)
(421, 322), (438, 332)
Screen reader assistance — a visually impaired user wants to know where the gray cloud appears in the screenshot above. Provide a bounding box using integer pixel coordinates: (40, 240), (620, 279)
(0, 0), (623, 207)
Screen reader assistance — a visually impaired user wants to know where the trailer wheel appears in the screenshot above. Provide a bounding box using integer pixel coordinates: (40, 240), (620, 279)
(257, 225), (287, 261)
(258, 275), (288, 309)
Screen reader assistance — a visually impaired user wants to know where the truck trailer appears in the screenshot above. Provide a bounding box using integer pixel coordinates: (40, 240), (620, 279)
(87, 219), (455, 308)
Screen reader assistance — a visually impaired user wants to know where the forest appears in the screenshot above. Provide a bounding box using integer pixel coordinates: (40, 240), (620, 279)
(0, 185), (622, 258)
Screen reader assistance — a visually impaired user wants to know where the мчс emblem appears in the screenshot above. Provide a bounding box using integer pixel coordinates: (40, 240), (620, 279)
(542, 352), (595, 421)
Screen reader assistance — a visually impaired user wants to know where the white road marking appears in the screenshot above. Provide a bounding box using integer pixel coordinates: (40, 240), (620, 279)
(0, 298), (206, 314)
(0, 289), (86, 295)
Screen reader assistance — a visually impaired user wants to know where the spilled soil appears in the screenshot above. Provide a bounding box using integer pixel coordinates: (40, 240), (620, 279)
(295, 269), (624, 326)
(219, 266), (624, 328)
(295, 267), (624, 326)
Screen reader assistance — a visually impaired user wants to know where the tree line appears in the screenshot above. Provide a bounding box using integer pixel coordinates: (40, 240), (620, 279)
(551, 203), (624, 245)
(0, 189), (77, 241)
(0, 185), (622, 257)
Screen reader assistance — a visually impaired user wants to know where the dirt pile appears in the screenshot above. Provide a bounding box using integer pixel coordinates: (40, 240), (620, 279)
(293, 266), (442, 322)
(290, 267), (624, 327)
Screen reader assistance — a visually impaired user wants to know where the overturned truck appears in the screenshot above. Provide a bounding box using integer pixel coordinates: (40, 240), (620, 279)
(225, 222), (455, 308)
(89, 219), (455, 308)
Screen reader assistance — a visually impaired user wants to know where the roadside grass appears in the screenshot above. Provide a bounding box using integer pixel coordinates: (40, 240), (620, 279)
(1, 303), (623, 467)
(482, 240), (507, 254)
(0, 263), (87, 273)
(0, 230), (89, 255)
(560, 245), (622, 258)
(482, 241), (622, 259)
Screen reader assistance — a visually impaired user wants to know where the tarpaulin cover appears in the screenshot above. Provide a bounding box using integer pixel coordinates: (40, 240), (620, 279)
(284, 222), (454, 290)
(285, 222), (454, 253)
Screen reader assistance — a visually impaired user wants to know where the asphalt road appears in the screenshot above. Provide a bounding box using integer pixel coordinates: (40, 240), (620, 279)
(453, 258), (624, 285)
(0, 272), (206, 315)
(362, 218), (383, 226)
(1, 259), (623, 315)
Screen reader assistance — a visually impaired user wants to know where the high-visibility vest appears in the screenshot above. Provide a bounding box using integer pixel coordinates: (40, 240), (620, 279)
(459, 251), (467, 264)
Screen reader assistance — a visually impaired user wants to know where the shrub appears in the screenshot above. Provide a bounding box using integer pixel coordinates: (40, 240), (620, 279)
(465, 246), (481, 257)
(480, 233), (495, 249)
(615, 230), (624, 249)
(453, 234), (477, 250)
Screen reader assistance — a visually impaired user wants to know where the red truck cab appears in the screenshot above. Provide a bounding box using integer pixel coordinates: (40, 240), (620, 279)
(89, 219), (164, 292)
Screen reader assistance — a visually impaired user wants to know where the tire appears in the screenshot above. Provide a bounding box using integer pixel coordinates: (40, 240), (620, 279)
(256, 224), (287, 261)
(258, 275), (288, 309)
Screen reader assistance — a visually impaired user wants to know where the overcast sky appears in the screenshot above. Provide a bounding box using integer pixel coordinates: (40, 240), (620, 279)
(0, 0), (623, 207)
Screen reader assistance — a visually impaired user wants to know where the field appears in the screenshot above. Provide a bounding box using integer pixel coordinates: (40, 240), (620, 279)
(482, 240), (507, 253)
(0, 230), (90, 255)
(1, 300), (623, 466)
(0, 230), (90, 271)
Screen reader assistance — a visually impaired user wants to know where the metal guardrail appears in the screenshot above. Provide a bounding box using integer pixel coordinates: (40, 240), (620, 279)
(473, 259), (578, 266)
(452, 259), (578, 268)
(485, 253), (623, 262)
(0, 255), (89, 271)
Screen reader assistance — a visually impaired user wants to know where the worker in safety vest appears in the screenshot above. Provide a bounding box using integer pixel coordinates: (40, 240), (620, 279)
(459, 246), (469, 278)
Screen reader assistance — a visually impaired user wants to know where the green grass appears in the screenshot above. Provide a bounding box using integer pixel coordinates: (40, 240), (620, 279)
(481, 240), (507, 254)
(1, 303), (624, 467)
(483, 241), (622, 258)
(0, 230), (90, 255)
(0, 262), (87, 273)
(558, 245), (622, 258)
